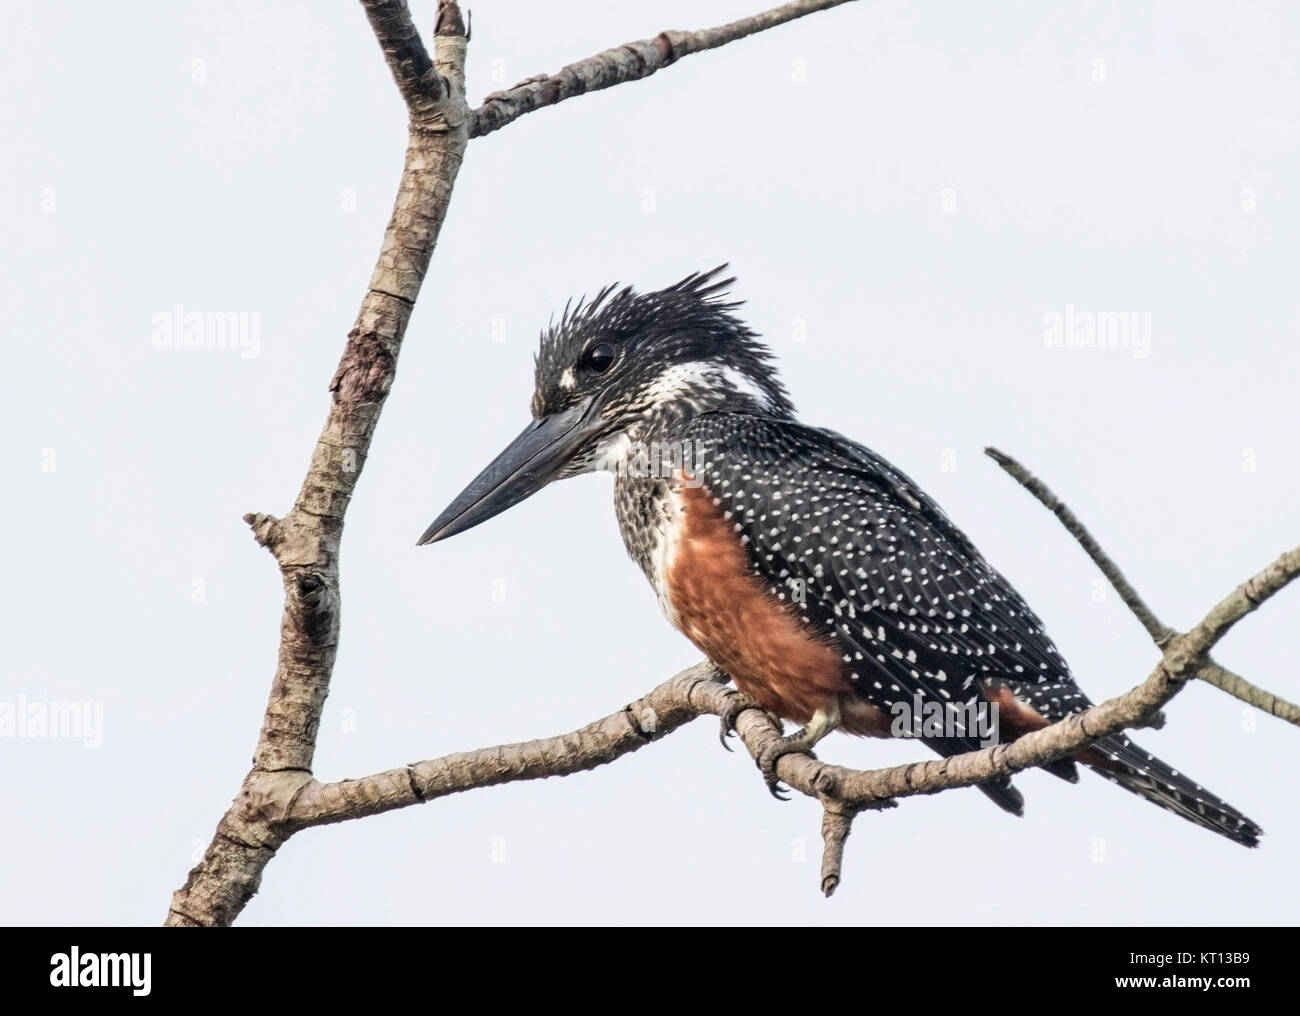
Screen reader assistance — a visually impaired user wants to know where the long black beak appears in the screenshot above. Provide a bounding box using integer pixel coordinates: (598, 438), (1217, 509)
(417, 397), (607, 546)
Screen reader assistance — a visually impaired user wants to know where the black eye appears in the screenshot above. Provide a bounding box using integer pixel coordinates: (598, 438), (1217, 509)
(582, 342), (616, 374)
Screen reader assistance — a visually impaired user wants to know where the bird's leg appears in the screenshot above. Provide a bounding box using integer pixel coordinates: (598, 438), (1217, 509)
(757, 700), (841, 799)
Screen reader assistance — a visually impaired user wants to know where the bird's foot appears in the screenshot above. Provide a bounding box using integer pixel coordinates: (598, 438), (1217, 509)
(717, 691), (767, 751)
(755, 703), (841, 800)
(757, 727), (820, 800)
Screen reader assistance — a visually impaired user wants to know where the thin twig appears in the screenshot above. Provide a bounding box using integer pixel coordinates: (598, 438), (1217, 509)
(469, 0), (856, 138)
(1197, 661), (1300, 724)
(985, 447), (1171, 641)
(986, 447), (1300, 729)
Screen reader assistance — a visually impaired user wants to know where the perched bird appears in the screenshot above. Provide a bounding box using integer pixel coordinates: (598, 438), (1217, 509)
(419, 267), (1261, 847)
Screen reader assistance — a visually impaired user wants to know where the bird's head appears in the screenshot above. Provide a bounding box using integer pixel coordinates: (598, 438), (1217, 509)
(417, 266), (792, 546)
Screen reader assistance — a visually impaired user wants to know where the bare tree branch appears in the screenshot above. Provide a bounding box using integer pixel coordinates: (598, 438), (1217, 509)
(986, 447), (1300, 730)
(1195, 660), (1300, 725)
(818, 803), (861, 898)
(984, 447), (1172, 642)
(166, 1), (472, 928)
(281, 541), (1299, 833)
(469, 0), (856, 138)
(288, 662), (721, 825)
(361, 0), (444, 113)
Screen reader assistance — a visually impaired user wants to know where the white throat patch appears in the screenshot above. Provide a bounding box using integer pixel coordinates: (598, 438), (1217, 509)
(589, 430), (633, 474)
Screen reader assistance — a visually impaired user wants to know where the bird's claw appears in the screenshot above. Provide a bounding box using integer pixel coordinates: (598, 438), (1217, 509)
(757, 728), (816, 800)
(717, 692), (764, 751)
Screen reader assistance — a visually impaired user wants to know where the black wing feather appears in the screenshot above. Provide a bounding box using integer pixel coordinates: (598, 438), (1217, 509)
(678, 411), (1260, 840)
(684, 412), (1077, 812)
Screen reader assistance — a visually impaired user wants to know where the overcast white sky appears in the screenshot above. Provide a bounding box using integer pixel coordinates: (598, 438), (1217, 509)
(3, 0), (1298, 925)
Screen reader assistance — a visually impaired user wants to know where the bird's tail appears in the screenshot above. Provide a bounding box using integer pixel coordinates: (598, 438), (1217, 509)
(1079, 733), (1261, 847)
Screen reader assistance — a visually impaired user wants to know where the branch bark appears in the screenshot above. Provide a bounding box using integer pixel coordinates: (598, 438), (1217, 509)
(818, 803), (860, 898)
(360, 0), (444, 113)
(287, 662), (721, 825)
(1195, 661), (1300, 725)
(469, 0), (855, 138)
(166, 0), (471, 928)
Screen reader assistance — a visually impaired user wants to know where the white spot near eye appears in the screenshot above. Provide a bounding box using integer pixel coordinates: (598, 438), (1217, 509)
(559, 367), (576, 390)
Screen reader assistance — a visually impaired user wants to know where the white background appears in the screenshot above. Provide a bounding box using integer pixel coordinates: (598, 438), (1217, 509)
(3, 0), (1297, 924)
